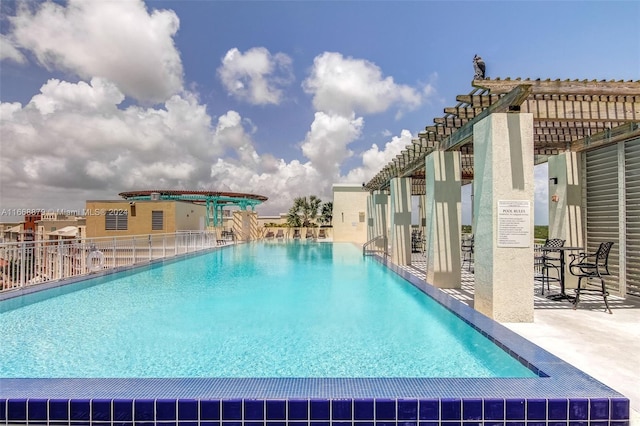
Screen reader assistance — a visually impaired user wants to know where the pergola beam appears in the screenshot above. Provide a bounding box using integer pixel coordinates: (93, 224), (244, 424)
(473, 78), (640, 96)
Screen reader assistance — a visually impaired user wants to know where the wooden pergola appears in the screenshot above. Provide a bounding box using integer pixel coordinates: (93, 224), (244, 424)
(364, 78), (640, 194)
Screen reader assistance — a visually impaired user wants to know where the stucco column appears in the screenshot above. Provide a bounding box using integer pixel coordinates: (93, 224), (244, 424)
(366, 193), (375, 242)
(390, 177), (412, 266)
(548, 152), (584, 290)
(232, 210), (257, 241)
(473, 113), (535, 323)
(424, 151), (462, 288)
(373, 190), (388, 250)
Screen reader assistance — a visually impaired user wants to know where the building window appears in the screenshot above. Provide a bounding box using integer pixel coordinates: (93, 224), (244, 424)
(359, 212), (365, 222)
(151, 210), (164, 231)
(105, 212), (128, 230)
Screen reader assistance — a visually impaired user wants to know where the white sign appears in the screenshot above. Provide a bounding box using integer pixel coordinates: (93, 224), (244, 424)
(497, 200), (531, 247)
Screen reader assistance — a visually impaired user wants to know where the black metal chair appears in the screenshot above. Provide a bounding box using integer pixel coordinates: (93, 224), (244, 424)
(534, 238), (565, 295)
(461, 234), (474, 272)
(568, 242), (614, 314)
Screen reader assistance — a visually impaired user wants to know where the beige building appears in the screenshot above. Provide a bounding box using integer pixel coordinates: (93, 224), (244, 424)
(332, 184), (369, 244)
(85, 200), (206, 238)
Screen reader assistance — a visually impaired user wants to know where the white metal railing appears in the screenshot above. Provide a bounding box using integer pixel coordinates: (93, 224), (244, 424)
(0, 231), (219, 293)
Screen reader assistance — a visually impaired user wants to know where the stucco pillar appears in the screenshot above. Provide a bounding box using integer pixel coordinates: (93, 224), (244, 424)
(424, 151), (462, 288)
(548, 152), (584, 290)
(473, 113), (535, 323)
(373, 190), (388, 250)
(232, 210), (258, 241)
(390, 177), (412, 266)
(366, 193), (375, 242)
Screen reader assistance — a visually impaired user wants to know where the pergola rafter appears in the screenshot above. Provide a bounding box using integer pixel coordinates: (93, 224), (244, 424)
(364, 78), (640, 194)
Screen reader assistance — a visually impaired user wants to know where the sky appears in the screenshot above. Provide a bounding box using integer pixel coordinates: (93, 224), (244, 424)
(1, 0), (639, 225)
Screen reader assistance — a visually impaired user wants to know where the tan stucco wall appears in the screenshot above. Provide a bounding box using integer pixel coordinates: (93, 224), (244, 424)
(332, 184), (369, 244)
(85, 200), (205, 237)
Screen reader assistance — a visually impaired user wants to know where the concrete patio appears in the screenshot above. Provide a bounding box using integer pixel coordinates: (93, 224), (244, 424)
(402, 253), (640, 423)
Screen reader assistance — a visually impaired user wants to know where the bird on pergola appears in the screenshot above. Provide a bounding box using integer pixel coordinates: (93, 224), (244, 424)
(473, 54), (486, 80)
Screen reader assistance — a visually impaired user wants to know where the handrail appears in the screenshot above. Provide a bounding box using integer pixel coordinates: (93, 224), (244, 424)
(363, 235), (388, 257)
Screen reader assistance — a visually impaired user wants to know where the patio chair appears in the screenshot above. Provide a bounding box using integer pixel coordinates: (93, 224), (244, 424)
(292, 229), (301, 239)
(568, 242), (614, 314)
(305, 229), (315, 239)
(275, 229), (284, 240)
(264, 230), (275, 239)
(534, 238), (565, 295)
(318, 229), (327, 239)
(461, 234), (474, 272)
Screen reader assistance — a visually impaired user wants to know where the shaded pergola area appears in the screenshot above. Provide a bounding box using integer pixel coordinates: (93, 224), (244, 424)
(119, 190), (268, 228)
(364, 78), (640, 194)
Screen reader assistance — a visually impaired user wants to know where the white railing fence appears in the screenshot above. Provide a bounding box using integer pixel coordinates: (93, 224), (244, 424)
(0, 231), (219, 293)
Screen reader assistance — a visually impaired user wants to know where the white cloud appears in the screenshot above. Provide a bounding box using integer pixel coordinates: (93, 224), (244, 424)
(217, 47), (293, 105)
(343, 129), (414, 184)
(302, 52), (423, 116)
(8, 0), (183, 103)
(0, 34), (26, 64)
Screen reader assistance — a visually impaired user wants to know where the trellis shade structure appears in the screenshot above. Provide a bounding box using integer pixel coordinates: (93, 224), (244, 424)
(119, 190), (268, 228)
(364, 78), (640, 194)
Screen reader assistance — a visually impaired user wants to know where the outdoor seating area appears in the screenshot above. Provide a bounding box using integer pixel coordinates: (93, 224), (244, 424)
(569, 242), (615, 314)
(461, 234), (474, 272)
(534, 238), (565, 296)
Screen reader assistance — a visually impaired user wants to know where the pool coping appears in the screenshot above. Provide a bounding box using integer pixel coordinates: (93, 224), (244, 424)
(0, 243), (630, 423)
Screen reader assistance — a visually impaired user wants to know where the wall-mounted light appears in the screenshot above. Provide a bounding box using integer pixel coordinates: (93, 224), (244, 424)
(549, 177), (558, 185)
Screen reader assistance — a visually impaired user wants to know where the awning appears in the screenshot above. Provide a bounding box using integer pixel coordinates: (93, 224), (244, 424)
(48, 226), (78, 237)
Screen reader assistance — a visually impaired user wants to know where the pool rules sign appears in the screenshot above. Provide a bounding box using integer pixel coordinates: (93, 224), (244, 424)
(497, 200), (531, 248)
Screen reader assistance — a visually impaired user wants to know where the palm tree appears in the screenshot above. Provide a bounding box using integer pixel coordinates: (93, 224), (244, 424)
(320, 201), (333, 226)
(287, 196), (322, 227)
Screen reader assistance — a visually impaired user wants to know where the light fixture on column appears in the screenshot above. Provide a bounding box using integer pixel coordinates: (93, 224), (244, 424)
(549, 177), (558, 185)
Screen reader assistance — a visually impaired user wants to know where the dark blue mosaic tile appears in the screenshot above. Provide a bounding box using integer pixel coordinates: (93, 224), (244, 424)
(419, 399), (439, 420)
(310, 399), (330, 420)
(113, 422), (133, 426)
(288, 399), (308, 420)
(549, 422), (568, 426)
(333, 421), (352, 426)
(611, 422), (630, 426)
(70, 400), (91, 421)
(8, 399), (27, 421)
(244, 400), (264, 420)
(419, 422), (438, 426)
(463, 422), (482, 426)
(484, 399), (504, 420)
(505, 399), (525, 420)
(178, 400), (198, 421)
(398, 399), (418, 420)
(310, 422), (330, 426)
(441, 399), (462, 420)
(356, 422), (374, 426)
(245, 421), (264, 426)
(222, 399), (242, 420)
(114, 399), (134, 421)
(201, 422), (220, 426)
(484, 422), (505, 426)
(332, 399), (352, 420)
(201, 400), (221, 420)
(134, 399), (155, 421)
(548, 399), (568, 420)
(0, 400), (5, 421)
(611, 399), (630, 420)
(398, 422), (417, 426)
(506, 422), (525, 426)
(375, 422), (397, 426)
(157, 399), (177, 421)
(221, 421), (242, 426)
(266, 400), (286, 420)
(267, 422), (286, 426)
(178, 422), (198, 426)
(462, 399), (482, 420)
(527, 399), (546, 421)
(528, 422), (546, 426)
(354, 399), (374, 420)
(568, 422), (587, 426)
(159, 422), (177, 426)
(590, 399), (609, 420)
(569, 399), (588, 421)
(92, 399), (112, 421)
(590, 422), (608, 426)
(28, 398), (48, 420)
(439, 421), (460, 426)
(375, 399), (396, 420)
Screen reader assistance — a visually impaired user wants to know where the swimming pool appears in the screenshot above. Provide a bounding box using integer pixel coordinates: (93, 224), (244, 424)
(1, 242), (534, 379)
(0, 242), (630, 425)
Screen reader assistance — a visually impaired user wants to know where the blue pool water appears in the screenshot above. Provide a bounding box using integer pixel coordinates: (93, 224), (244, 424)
(0, 242), (536, 379)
